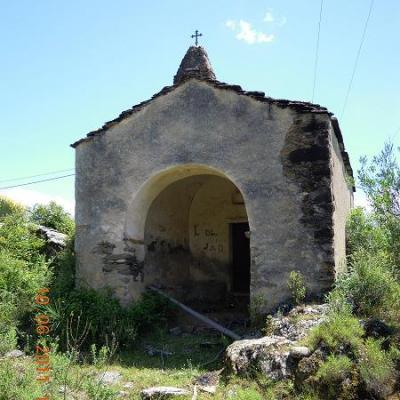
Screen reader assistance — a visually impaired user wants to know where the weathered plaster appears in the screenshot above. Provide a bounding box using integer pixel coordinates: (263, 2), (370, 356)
(74, 78), (353, 311)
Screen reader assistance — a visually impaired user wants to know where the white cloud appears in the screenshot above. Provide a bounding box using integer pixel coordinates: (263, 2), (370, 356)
(225, 19), (274, 45)
(263, 11), (274, 23)
(263, 10), (286, 26)
(0, 188), (75, 216)
(225, 20), (236, 30)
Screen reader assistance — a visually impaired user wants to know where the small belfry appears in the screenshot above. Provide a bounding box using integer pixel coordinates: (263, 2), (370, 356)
(173, 45), (216, 84)
(72, 44), (354, 318)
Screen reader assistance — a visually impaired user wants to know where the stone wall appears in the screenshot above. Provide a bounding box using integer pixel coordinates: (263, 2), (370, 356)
(74, 79), (353, 311)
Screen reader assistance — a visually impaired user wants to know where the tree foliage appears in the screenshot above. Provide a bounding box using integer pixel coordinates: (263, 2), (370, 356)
(30, 201), (74, 235)
(0, 196), (25, 219)
(357, 142), (400, 268)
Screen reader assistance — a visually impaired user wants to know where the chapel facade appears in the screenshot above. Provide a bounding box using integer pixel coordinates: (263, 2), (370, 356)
(72, 45), (354, 314)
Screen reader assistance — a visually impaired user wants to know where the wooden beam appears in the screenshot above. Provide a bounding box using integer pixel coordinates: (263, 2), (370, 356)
(148, 286), (242, 341)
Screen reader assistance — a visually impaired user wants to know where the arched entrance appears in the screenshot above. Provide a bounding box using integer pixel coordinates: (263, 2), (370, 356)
(125, 165), (251, 314)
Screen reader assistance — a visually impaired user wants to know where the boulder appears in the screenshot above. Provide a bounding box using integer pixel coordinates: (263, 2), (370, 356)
(287, 346), (314, 376)
(225, 336), (291, 380)
(289, 346), (312, 359)
(194, 370), (221, 394)
(225, 304), (328, 380)
(294, 349), (326, 388)
(96, 370), (122, 385)
(5, 349), (24, 358)
(36, 225), (68, 256)
(140, 387), (190, 399)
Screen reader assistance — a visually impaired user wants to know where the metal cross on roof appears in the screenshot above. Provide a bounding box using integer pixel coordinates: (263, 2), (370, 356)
(191, 30), (203, 46)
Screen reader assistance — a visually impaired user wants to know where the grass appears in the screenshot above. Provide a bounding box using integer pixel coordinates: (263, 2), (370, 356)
(119, 329), (227, 371)
(1, 331), (225, 400)
(1, 330), (305, 400)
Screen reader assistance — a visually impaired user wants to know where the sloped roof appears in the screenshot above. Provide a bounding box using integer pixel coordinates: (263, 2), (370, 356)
(71, 47), (353, 182)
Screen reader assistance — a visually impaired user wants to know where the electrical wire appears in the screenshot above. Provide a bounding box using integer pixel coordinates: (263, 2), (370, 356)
(311, 0), (324, 103)
(0, 168), (74, 184)
(0, 174), (75, 190)
(340, 0), (374, 120)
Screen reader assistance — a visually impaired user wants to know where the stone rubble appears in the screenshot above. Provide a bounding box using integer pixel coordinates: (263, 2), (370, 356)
(140, 386), (190, 399)
(225, 304), (328, 380)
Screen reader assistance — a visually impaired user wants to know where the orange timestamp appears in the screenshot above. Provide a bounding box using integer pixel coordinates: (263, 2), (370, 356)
(34, 288), (51, 400)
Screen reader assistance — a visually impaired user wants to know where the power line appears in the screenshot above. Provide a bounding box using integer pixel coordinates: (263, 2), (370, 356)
(0, 174), (75, 190)
(340, 0), (374, 120)
(311, 0), (324, 103)
(0, 168), (74, 184)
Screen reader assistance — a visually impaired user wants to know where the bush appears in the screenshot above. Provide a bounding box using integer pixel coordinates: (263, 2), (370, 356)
(288, 271), (306, 305)
(332, 251), (400, 324)
(0, 299), (17, 354)
(0, 214), (46, 266)
(0, 359), (42, 399)
(0, 196), (25, 219)
(49, 236), (76, 299)
(358, 142), (400, 270)
(0, 250), (50, 317)
(305, 355), (358, 400)
(46, 288), (173, 352)
(358, 338), (397, 399)
(30, 201), (74, 235)
(235, 387), (263, 400)
(306, 311), (363, 354)
(346, 207), (388, 255)
(316, 355), (353, 383)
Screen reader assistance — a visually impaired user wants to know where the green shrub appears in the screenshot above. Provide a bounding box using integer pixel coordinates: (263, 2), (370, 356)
(49, 236), (76, 299)
(0, 196), (25, 219)
(346, 207), (388, 256)
(46, 288), (173, 352)
(0, 299), (17, 354)
(288, 271), (306, 305)
(0, 359), (42, 399)
(306, 311), (363, 354)
(0, 250), (50, 317)
(332, 251), (400, 324)
(316, 355), (353, 383)
(84, 378), (118, 400)
(0, 214), (46, 266)
(261, 315), (275, 336)
(235, 387), (263, 400)
(30, 201), (74, 235)
(358, 338), (397, 399)
(308, 355), (359, 400)
(357, 142), (400, 270)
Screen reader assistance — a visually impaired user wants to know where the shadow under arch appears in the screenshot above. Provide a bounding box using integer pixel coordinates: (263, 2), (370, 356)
(124, 164), (252, 313)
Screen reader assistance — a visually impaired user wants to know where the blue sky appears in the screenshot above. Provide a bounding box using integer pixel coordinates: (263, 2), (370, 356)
(0, 0), (399, 213)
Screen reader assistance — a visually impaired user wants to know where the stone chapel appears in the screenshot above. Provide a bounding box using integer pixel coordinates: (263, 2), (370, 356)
(72, 45), (354, 315)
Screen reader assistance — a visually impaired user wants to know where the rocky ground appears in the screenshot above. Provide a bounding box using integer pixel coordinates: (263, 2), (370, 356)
(225, 304), (328, 381)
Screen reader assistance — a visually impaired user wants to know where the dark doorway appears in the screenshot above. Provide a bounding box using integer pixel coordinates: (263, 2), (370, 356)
(231, 222), (250, 294)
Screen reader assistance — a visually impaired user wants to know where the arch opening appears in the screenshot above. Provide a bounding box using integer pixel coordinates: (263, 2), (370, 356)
(125, 165), (251, 316)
